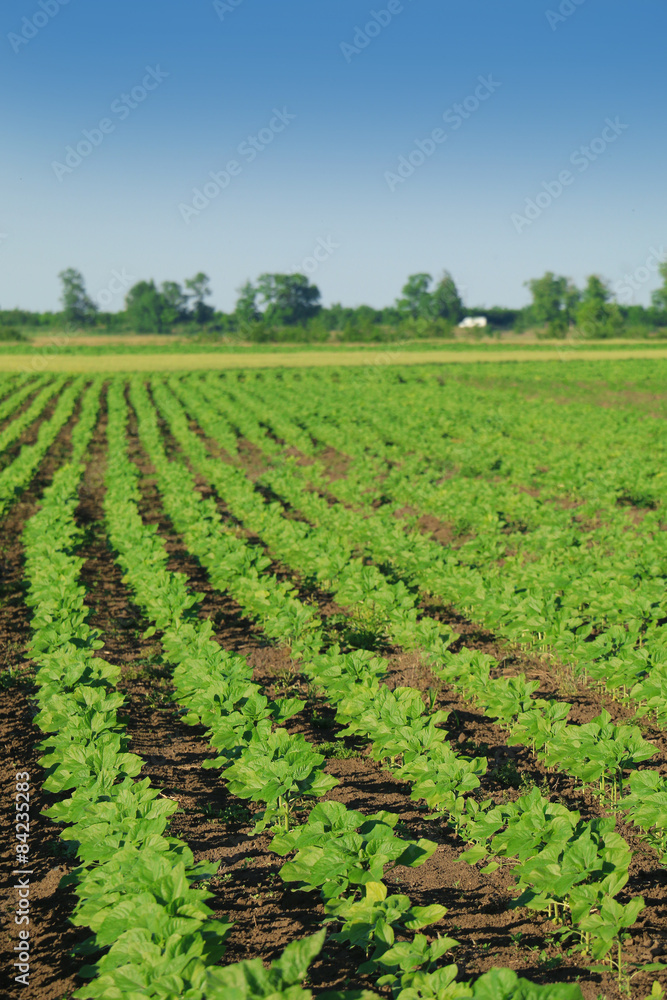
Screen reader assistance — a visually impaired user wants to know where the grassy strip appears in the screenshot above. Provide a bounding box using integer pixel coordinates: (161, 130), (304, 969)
(3, 348), (667, 373)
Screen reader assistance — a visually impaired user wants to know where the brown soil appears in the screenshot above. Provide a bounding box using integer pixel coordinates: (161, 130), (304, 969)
(392, 506), (461, 547)
(317, 445), (352, 482)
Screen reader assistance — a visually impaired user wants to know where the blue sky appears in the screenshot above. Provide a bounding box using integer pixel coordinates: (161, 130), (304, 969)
(1, 0), (665, 313)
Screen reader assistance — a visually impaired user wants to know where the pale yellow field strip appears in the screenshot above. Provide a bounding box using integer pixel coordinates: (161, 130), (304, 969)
(3, 347), (667, 374)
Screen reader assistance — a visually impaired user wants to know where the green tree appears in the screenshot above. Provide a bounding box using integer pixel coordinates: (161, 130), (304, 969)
(256, 273), (321, 325)
(125, 280), (170, 333)
(397, 271), (463, 323)
(651, 261), (667, 311)
(580, 274), (610, 305)
(160, 281), (188, 324)
(431, 270), (463, 323)
(184, 272), (214, 324)
(575, 275), (623, 338)
(321, 302), (354, 331)
(234, 281), (261, 323)
(397, 273), (433, 319)
(524, 272), (578, 337)
(58, 268), (98, 327)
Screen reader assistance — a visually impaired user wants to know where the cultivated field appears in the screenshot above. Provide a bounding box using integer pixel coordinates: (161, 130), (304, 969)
(2, 361), (667, 1000)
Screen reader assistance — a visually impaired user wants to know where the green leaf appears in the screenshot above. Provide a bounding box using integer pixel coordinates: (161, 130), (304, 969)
(272, 929), (327, 985)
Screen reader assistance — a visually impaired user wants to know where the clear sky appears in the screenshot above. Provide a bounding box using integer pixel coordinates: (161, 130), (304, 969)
(1, 0), (665, 313)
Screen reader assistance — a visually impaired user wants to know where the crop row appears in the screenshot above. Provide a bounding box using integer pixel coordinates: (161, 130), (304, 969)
(181, 374), (667, 848)
(0, 376), (83, 519)
(124, 377), (470, 993)
(0, 376), (64, 457)
(250, 366), (667, 509)
(189, 371), (667, 868)
(171, 377), (667, 826)
(130, 376), (660, 991)
(19, 379), (367, 1000)
(0, 374), (46, 436)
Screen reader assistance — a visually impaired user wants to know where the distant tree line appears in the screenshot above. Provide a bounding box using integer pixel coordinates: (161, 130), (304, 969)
(1, 264), (667, 342)
(518, 270), (667, 339)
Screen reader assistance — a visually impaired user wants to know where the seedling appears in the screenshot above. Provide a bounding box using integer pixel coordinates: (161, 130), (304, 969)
(318, 740), (363, 760)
